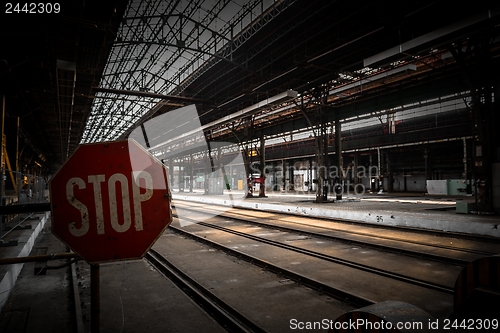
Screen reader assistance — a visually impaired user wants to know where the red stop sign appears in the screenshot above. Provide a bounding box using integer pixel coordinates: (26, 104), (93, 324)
(50, 139), (172, 264)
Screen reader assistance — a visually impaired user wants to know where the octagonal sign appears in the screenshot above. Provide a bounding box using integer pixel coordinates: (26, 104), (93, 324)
(50, 139), (172, 264)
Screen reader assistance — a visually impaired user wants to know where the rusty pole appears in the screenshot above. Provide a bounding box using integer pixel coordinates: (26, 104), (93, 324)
(91, 264), (100, 333)
(0, 252), (78, 265)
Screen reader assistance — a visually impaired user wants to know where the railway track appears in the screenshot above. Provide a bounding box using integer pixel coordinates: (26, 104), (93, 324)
(69, 201), (500, 331)
(149, 229), (359, 332)
(168, 223), (375, 308)
(164, 201), (500, 319)
(173, 216), (454, 294)
(59, 200), (500, 332)
(174, 201), (499, 265)
(145, 249), (266, 333)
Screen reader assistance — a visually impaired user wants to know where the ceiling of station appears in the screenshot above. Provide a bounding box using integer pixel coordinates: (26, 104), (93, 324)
(82, 0), (278, 143)
(0, 0), (129, 174)
(1, 0), (499, 174)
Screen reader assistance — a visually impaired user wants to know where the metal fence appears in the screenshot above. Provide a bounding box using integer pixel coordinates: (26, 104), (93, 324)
(0, 169), (49, 244)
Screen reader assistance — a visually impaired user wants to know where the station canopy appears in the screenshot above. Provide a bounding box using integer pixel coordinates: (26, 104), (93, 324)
(82, 0), (278, 144)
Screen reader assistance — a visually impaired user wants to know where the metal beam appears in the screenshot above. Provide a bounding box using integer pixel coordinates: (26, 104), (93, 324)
(147, 90), (298, 152)
(113, 40), (248, 71)
(0, 202), (51, 215)
(0, 252), (79, 265)
(92, 87), (209, 104)
(364, 9), (500, 67)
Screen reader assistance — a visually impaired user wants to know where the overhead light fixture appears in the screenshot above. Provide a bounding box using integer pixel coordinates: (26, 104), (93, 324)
(363, 9), (498, 67)
(147, 90), (298, 151)
(217, 94), (245, 108)
(329, 64), (416, 96)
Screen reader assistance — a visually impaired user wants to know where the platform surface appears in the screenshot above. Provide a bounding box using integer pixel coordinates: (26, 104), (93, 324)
(172, 190), (500, 238)
(0, 215), (226, 333)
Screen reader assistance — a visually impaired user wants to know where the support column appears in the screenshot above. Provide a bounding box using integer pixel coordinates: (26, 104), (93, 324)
(314, 101), (329, 203)
(0, 96), (4, 230)
(0, 96), (4, 205)
(204, 151), (210, 195)
(403, 168), (408, 192)
(259, 135), (266, 197)
(308, 158), (313, 192)
(353, 154), (359, 185)
(288, 159), (294, 192)
(369, 153), (374, 192)
(178, 160), (184, 192)
(189, 154), (194, 193)
(243, 144), (252, 197)
(463, 138), (472, 195)
(315, 141), (324, 202)
(169, 159), (174, 192)
(242, 117), (253, 198)
(387, 152), (393, 193)
(281, 159), (285, 192)
(377, 148), (382, 192)
(334, 111), (343, 200)
(229, 164), (233, 191)
(217, 146), (227, 194)
(450, 37), (494, 211)
(424, 147), (430, 193)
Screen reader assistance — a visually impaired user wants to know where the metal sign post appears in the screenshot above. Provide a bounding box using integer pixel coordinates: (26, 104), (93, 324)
(49, 139), (172, 332)
(91, 264), (100, 333)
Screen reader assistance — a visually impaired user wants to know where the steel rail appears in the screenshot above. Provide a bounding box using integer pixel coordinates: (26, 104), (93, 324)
(145, 249), (266, 333)
(168, 223), (378, 308)
(173, 215), (454, 295)
(1, 213), (35, 239)
(174, 202), (497, 262)
(0, 202), (51, 215)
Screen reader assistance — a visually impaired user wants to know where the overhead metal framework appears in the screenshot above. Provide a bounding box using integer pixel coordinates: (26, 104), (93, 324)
(82, 0), (279, 143)
(80, 0), (500, 150)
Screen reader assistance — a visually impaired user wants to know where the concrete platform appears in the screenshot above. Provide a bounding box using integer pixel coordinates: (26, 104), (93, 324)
(172, 190), (500, 238)
(0, 215), (226, 333)
(0, 212), (51, 310)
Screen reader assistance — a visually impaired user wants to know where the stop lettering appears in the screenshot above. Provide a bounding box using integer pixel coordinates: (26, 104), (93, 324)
(50, 139), (172, 264)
